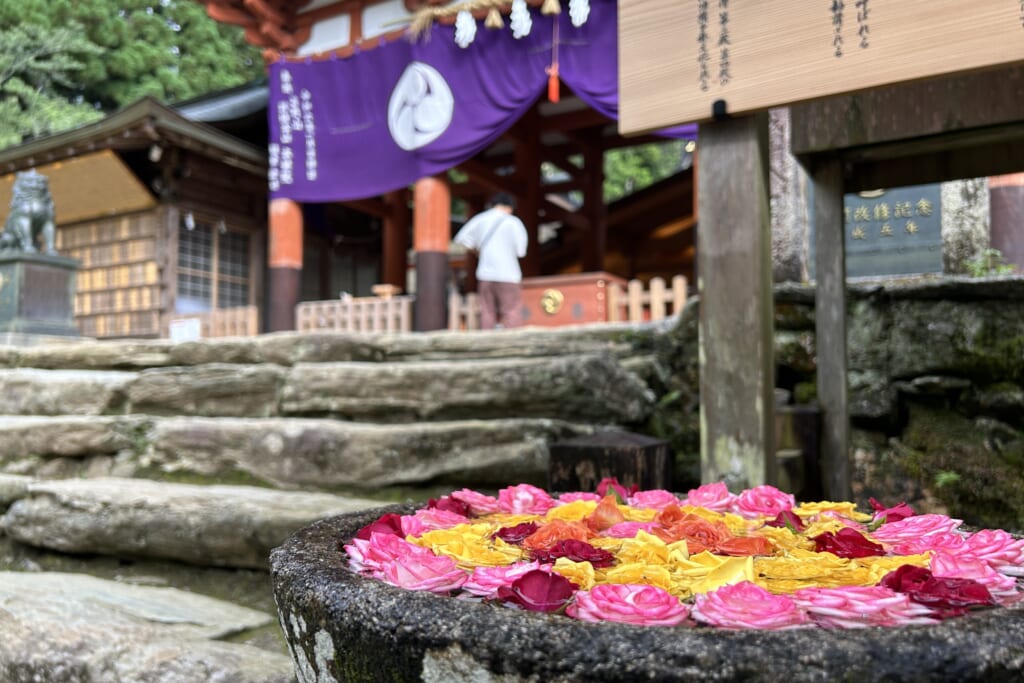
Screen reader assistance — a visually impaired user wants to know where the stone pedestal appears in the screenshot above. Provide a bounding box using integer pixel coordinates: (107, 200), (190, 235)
(0, 253), (80, 336)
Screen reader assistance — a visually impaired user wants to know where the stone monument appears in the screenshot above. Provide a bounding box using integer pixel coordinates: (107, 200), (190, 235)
(0, 170), (80, 338)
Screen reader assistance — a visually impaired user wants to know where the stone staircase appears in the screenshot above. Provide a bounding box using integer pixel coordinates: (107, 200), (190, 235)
(0, 323), (671, 682)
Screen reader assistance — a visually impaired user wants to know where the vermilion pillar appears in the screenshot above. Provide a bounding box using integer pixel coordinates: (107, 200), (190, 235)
(268, 198), (303, 331)
(413, 176), (450, 331)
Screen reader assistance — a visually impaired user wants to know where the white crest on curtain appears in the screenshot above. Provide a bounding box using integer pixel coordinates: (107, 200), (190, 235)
(454, 10), (477, 48)
(568, 0), (590, 27)
(387, 62), (455, 151)
(510, 0), (532, 39)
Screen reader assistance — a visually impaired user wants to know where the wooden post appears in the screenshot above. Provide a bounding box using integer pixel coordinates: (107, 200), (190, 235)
(582, 133), (606, 273)
(382, 189), (410, 291)
(413, 176), (451, 331)
(697, 113), (776, 490)
(812, 158), (851, 500)
(513, 110), (542, 278)
(268, 198), (303, 332)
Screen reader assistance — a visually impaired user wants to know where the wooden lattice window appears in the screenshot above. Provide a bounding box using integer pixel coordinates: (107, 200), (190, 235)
(176, 214), (252, 313)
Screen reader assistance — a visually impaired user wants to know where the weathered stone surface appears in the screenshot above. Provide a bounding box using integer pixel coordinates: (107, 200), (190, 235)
(148, 417), (596, 490)
(0, 415), (145, 459)
(0, 474), (31, 509)
(0, 571), (294, 683)
(1, 478), (387, 568)
(16, 339), (173, 369)
(126, 363), (285, 417)
(273, 507), (1024, 683)
(281, 355), (655, 423)
(0, 368), (133, 415)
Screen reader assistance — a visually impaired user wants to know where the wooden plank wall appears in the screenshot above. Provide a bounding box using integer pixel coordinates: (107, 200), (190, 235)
(58, 208), (165, 338)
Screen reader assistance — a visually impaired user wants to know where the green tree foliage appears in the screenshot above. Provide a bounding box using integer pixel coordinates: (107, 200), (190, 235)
(0, 0), (264, 148)
(0, 21), (104, 147)
(604, 141), (688, 203)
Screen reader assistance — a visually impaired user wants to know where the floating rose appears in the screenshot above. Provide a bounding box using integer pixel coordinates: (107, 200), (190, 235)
(813, 527), (886, 559)
(692, 581), (809, 630)
(568, 583), (689, 626)
(531, 539), (615, 568)
(497, 569), (577, 612)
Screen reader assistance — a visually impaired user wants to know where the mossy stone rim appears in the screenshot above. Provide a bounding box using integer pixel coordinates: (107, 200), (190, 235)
(271, 504), (1024, 683)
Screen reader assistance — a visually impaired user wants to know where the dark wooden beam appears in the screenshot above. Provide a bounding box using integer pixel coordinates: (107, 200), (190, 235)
(342, 197), (389, 218)
(456, 159), (525, 195)
(541, 107), (612, 133)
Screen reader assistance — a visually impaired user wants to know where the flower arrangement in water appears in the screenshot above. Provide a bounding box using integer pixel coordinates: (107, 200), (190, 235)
(343, 480), (1024, 629)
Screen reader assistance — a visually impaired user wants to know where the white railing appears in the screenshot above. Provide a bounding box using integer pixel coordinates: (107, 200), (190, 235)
(166, 305), (259, 339)
(295, 295), (414, 333)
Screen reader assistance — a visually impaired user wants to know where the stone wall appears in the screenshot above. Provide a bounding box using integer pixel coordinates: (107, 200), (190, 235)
(652, 276), (1024, 532)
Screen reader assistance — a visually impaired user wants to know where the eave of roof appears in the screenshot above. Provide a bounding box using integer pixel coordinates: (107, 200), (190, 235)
(0, 96), (267, 176)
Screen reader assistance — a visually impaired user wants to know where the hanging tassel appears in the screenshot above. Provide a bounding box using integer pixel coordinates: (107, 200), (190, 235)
(541, 0), (561, 15)
(454, 9), (477, 48)
(546, 64), (560, 103)
(485, 7), (504, 29)
(510, 0), (532, 39)
(568, 0), (590, 27)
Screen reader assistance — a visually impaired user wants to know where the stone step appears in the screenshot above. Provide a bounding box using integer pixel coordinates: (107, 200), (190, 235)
(0, 325), (660, 370)
(0, 571), (293, 682)
(0, 354), (656, 422)
(0, 415), (599, 490)
(0, 477), (388, 569)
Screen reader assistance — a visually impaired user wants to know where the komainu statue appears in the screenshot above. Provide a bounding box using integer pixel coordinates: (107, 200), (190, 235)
(0, 170), (57, 255)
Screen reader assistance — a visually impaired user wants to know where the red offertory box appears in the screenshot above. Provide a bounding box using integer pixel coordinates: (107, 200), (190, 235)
(519, 272), (626, 327)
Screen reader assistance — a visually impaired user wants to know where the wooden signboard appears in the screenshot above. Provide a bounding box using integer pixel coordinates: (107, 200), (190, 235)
(620, 0), (1024, 134)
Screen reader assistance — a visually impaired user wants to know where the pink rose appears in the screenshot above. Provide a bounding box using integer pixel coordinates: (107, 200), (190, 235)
(450, 488), (501, 515)
(791, 585), (937, 628)
(557, 492), (602, 504)
(406, 507), (470, 533)
(602, 521), (660, 538)
(682, 482), (737, 512)
(627, 489), (682, 510)
(567, 584), (689, 626)
(888, 532), (965, 557)
(733, 485), (796, 519)
(381, 551), (467, 594)
(345, 532), (434, 577)
(497, 569), (577, 612)
(463, 562), (541, 599)
(691, 581), (810, 630)
(869, 514), (963, 545)
(963, 529), (1024, 572)
(498, 484), (557, 515)
(930, 551), (1020, 604)
(596, 477), (637, 502)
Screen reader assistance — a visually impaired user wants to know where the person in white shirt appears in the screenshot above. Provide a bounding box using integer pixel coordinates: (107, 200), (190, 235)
(453, 192), (528, 329)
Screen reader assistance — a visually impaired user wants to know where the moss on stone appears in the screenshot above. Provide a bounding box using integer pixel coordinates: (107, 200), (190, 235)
(901, 402), (1024, 531)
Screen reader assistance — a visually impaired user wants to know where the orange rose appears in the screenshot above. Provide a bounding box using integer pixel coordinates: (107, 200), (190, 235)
(522, 519), (592, 551)
(586, 495), (627, 532)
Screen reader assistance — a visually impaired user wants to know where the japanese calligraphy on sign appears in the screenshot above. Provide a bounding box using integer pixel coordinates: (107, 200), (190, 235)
(620, 0), (1024, 133)
(838, 184), (943, 278)
(269, 69), (319, 193)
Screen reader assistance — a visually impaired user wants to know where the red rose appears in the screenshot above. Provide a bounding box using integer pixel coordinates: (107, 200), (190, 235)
(869, 498), (915, 525)
(813, 527), (885, 558)
(354, 513), (405, 541)
(497, 569), (577, 612)
(881, 565), (995, 618)
(491, 522), (540, 545)
(427, 495), (471, 517)
(531, 539), (615, 568)
(765, 509), (805, 532)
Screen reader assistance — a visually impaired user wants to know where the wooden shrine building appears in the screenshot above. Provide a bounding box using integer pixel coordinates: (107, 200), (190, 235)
(0, 98), (267, 338)
(198, 0), (696, 331)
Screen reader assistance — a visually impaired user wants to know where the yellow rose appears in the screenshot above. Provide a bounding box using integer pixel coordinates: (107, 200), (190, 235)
(545, 500), (597, 522)
(552, 558), (595, 589)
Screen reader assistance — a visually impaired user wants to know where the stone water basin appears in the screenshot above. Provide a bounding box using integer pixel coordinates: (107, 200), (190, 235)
(271, 504), (1024, 683)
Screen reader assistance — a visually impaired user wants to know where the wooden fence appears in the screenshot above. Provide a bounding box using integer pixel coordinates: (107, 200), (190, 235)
(165, 305), (259, 339)
(449, 276), (689, 329)
(295, 295), (414, 333)
(607, 275), (689, 323)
